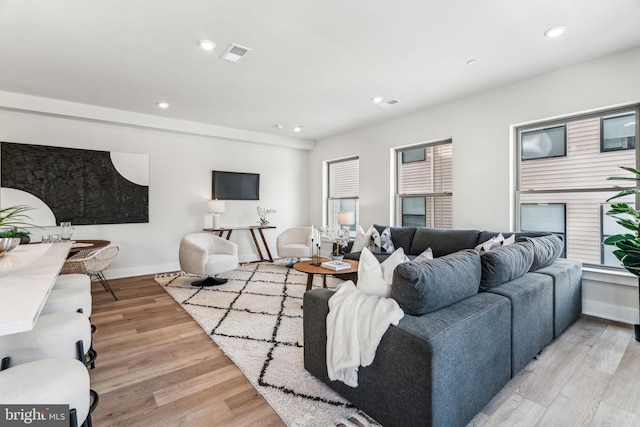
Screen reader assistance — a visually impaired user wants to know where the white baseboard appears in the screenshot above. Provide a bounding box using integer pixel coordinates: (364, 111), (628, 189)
(582, 298), (638, 325)
(103, 262), (180, 280)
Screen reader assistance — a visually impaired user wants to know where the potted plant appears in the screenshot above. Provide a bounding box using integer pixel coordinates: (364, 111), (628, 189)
(320, 227), (350, 261)
(0, 205), (38, 251)
(603, 166), (640, 341)
(0, 227), (31, 244)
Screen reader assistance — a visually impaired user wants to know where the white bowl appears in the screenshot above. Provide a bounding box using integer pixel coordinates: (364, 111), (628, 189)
(0, 237), (21, 252)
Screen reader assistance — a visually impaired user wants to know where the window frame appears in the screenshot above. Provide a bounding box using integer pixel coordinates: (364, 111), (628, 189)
(520, 124), (567, 161)
(326, 156), (359, 232)
(600, 112), (637, 153)
(515, 105), (640, 270)
(395, 139), (452, 228)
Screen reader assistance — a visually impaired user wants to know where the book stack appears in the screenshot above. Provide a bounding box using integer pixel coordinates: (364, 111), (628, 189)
(320, 260), (351, 271)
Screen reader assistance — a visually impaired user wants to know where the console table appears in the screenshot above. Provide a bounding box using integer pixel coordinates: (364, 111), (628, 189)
(203, 225), (276, 262)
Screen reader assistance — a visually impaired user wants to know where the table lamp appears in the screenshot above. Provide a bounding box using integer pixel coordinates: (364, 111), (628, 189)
(338, 211), (355, 232)
(208, 199), (226, 229)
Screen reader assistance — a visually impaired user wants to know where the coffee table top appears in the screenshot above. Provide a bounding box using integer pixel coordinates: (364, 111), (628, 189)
(293, 258), (358, 275)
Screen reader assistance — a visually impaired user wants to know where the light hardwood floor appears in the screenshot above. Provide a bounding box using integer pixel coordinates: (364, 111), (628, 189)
(88, 274), (284, 426)
(89, 275), (640, 427)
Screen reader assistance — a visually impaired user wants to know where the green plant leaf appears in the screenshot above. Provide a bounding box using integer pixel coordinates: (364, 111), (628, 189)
(603, 234), (636, 245)
(606, 189), (640, 202)
(607, 203), (640, 216)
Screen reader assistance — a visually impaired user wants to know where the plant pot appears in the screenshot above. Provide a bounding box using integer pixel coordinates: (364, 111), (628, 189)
(0, 237), (21, 252)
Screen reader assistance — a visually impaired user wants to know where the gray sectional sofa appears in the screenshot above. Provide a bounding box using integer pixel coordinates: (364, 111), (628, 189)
(303, 226), (582, 427)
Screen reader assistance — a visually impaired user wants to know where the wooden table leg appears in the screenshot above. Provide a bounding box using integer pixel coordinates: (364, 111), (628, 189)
(249, 229), (266, 261)
(323, 275), (327, 288)
(258, 228), (274, 262)
(306, 273), (314, 291)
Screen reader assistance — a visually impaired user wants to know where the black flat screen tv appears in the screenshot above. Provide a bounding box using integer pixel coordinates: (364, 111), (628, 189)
(212, 171), (260, 200)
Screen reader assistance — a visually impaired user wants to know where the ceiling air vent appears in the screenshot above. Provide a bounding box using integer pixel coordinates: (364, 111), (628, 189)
(221, 43), (252, 63)
(377, 99), (401, 108)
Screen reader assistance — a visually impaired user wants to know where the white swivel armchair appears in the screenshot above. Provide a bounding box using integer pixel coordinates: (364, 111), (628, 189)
(276, 227), (318, 267)
(179, 233), (239, 286)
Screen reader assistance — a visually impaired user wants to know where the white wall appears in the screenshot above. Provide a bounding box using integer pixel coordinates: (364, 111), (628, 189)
(309, 46), (640, 323)
(0, 97), (312, 277)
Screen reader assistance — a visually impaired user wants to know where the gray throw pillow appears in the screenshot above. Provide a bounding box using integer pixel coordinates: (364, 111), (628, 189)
(390, 249), (481, 315)
(516, 234), (563, 271)
(479, 242), (534, 290)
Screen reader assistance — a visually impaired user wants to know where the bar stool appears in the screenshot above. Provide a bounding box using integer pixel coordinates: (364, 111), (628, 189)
(0, 358), (98, 427)
(54, 274), (92, 292)
(0, 312), (96, 370)
(41, 288), (92, 317)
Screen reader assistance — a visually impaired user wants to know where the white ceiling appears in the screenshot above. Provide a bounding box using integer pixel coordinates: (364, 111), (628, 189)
(1, 0), (639, 142)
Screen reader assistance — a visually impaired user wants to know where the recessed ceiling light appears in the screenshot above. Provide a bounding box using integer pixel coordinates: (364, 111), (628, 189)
(466, 59), (477, 65)
(273, 124), (284, 129)
(293, 126), (303, 132)
(371, 96), (384, 104)
(157, 102), (169, 109)
(198, 39), (216, 50)
(544, 26), (566, 38)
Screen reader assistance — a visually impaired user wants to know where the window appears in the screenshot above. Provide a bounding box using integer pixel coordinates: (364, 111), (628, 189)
(396, 140), (452, 228)
(520, 203), (566, 256)
(516, 106), (639, 268)
(327, 157), (359, 231)
(601, 112), (636, 152)
(521, 125), (566, 160)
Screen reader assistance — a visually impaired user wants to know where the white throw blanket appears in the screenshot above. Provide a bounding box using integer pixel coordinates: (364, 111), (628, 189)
(326, 281), (404, 387)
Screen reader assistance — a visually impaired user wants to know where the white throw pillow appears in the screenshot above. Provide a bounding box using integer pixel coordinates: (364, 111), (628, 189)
(351, 225), (373, 252)
(502, 233), (516, 246)
(475, 233), (505, 253)
(413, 247), (433, 262)
(357, 247), (409, 297)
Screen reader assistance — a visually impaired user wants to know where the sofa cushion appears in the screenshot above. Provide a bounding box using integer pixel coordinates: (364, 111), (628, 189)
(387, 226), (417, 254)
(516, 234), (563, 271)
(479, 242), (534, 290)
(391, 249), (481, 315)
(409, 228), (481, 257)
(358, 247), (409, 297)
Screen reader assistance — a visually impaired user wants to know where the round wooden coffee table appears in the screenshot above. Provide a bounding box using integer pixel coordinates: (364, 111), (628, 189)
(294, 258), (359, 291)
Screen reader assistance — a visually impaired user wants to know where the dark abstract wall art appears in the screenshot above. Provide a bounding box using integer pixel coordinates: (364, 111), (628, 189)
(1, 142), (149, 225)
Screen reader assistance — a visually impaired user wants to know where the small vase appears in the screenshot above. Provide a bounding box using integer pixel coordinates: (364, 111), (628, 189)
(331, 255), (344, 262)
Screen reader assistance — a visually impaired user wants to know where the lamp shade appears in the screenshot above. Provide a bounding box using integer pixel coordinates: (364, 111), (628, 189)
(208, 200), (226, 214)
(338, 211), (355, 226)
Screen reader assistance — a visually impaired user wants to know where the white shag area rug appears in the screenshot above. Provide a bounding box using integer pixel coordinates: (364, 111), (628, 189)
(154, 262), (380, 427)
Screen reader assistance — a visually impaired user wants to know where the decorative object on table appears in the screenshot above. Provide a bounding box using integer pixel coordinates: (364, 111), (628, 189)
(59, 222), (75, 240)
(208, 199), (226, 229)
(309, 225), (323, 266)
(0, 205), (40, 248)
(320, 260), (352, 271)
(337, 211), (355, 233)
(0, 227), (30, 244)
(320, 226), (351, 261)
(603, 166), (640, 341)
(256, 206), (276, 226)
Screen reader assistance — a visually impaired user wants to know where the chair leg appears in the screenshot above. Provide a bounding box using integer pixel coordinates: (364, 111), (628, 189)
(77, 340), (97, 369)
(1, 357), (10, 371)
(94, 272), (118, 301)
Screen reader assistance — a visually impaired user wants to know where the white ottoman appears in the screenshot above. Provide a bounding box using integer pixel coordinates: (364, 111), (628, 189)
(42, 288), (92, 317)
(0, 358), (93, 426)
(0, 313), (92, 369)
